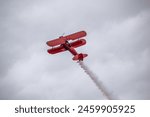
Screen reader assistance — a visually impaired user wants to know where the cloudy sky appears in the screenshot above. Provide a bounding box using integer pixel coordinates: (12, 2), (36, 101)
(0, 0), (150, 99)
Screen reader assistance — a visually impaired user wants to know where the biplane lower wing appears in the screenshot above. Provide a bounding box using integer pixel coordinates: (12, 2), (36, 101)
(47, 45), (66, 54)
(70, 39), (86, 48)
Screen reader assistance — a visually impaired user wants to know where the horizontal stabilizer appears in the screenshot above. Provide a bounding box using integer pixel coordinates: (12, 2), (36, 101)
(72, 53), (88, 61)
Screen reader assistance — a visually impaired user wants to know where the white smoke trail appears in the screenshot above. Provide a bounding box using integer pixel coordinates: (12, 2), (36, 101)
(78, 61), (113, 100)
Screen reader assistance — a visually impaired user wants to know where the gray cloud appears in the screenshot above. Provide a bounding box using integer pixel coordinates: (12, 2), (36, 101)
(0, 0), (150, 99)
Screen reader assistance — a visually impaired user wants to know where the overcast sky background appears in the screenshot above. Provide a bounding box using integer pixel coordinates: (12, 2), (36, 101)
(0, 0), (150, 99)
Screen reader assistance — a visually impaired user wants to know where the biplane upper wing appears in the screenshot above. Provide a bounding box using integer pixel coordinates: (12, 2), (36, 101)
(65, 31), (86, 40)
(47, 45), (66, 54)
(46, 31), (87, 47)
(70, 39), (86, 48)
(46, 37), (65, 47)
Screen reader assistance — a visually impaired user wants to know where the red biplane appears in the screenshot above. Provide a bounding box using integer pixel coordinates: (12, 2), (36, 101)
(46, 31), (88, 61)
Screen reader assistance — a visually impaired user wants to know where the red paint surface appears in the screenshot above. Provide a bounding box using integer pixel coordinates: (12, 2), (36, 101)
(47, 31), (88, 61)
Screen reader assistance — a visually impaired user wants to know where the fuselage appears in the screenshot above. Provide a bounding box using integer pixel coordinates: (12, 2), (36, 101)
(62, 41), (78, 55)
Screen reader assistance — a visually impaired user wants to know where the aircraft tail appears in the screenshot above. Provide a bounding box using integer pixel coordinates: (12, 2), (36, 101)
(72, 53), (88, 61)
